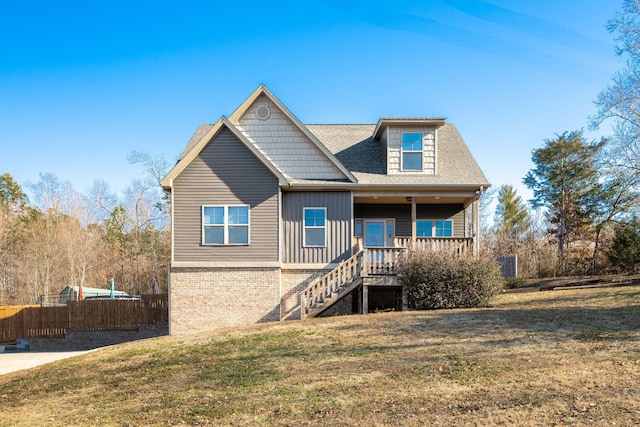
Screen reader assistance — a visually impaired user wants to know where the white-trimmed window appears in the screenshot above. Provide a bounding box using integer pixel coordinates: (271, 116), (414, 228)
(355, 219), (363, 237)
(416, 219), (453, 237)
(202, 205), (249, 245)
(401, 133), (423, 171)
(304, 207), (326, 247)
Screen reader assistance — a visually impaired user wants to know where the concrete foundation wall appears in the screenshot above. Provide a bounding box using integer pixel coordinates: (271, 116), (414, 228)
(29, 324), (168, 351)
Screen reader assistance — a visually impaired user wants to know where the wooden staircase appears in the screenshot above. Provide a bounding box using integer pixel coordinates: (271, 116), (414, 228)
(300, 251), (364, 319)
(300, 247), (406, 319)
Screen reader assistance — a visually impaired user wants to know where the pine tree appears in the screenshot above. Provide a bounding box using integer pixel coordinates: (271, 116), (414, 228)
(493, 185), (530, 256)
(523, 131), (604, 274)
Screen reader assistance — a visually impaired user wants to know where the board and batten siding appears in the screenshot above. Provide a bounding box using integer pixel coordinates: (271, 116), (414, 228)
(172, 128), (279, 262)
(282, 192), (352, 264)
(355, 203), (465, 237)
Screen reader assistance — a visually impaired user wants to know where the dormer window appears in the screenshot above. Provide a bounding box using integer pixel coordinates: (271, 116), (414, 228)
(401, 133), (423, 171)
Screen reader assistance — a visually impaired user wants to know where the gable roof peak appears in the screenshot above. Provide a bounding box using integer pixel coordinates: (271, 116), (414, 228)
(228, 85), (358, 183)
(228, 84), (280, 125)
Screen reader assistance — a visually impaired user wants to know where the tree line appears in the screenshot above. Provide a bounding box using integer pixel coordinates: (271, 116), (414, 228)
(0, 152), (170, 305)
(486, 0), (640, 278)
(4, 1), (640, 302)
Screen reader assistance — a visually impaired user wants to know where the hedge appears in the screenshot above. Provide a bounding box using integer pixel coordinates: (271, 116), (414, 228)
(398, 251), (503, 310)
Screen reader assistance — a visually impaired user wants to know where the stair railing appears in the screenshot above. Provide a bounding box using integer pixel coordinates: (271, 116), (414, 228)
(300, 250), (363, 319)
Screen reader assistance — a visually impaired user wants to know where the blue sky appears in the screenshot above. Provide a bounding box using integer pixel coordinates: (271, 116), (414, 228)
(0, 0), (624, 207)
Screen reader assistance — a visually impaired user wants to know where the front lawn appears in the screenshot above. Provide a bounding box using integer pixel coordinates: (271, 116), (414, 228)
(0, 285), (638, 426)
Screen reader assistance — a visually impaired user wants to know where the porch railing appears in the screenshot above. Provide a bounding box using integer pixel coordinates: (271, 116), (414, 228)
(300, 246), (410, 319)
(394, 237), (473, 254)
(353, 236), (473, 255)
(363, 247), (405, 275)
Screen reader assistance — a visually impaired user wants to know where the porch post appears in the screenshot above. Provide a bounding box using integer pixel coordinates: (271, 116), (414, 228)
(362, 285), (369, 314)
(473, 199), (480, 258)
(410, 196), (416, 245)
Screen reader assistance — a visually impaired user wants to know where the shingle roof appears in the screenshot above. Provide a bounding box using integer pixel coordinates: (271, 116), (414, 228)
(179, 124), (213, 160)
(162, 117), (289, 189)
(305, 123), (490, 187)
(175, 122), (489, 188)
(174, 85), (357, 184)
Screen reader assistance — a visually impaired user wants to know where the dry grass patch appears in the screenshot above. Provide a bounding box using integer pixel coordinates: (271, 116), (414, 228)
(0, 285), (639, 426)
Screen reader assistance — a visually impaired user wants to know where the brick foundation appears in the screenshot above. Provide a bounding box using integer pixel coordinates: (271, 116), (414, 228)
(281, 269), (331, 321)
(169, 267), (281, 334)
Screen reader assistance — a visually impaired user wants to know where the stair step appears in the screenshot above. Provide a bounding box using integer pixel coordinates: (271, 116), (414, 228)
(301, 251), (365, 319)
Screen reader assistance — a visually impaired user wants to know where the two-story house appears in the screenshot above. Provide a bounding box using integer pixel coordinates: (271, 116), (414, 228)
(161, 85), (490, 334)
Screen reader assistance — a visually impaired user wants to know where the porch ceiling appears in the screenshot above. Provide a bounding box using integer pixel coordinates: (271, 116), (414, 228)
(354, 195), (472, 205)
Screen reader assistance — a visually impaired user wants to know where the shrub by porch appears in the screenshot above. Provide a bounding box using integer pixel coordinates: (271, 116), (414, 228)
(399, 251), (503, 309)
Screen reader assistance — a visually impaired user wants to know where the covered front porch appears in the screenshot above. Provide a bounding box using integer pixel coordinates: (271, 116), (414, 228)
(352, 191), (481, 257)
(300, 190), (483, 319)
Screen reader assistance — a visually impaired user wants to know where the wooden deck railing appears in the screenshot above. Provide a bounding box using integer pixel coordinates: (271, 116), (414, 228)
(363, 247), (405, 275)
(394, 237), (474, 254)
(300, 251), (363, 319)
(300, 247), (410, 319)
(354, 236), (473, 255)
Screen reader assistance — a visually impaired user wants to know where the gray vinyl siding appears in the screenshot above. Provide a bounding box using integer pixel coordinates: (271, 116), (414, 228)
(282, 192), (352, 264)
(173, 128), (279, 262)
(355, 203), (465, 237)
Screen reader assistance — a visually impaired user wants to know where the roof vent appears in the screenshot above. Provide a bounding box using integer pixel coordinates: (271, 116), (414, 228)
(256, 105), (271, 120)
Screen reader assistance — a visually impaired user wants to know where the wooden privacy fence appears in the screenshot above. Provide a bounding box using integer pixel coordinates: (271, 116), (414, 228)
(0, 294), (168, 343)
(0, 305), (40, 343)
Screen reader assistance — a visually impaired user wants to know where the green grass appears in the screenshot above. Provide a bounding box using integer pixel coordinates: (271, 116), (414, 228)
(1, 285), (639, 426)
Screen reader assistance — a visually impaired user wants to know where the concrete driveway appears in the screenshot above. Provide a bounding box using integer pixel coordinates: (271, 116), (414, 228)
(0, 350), (92, 375)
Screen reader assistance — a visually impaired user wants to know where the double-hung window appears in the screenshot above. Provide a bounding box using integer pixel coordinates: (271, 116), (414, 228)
(401, 133), (423, 171)
(416, 219), (453, 237)
(304, 207), (326, 247)
(202, 205), (249, 245)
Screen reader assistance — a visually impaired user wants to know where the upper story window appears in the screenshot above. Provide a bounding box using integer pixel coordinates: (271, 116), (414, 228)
(202, 205), (249, 245)
(401, 133), (423, 171)
(304, 207), (326, 247)
(416, 219), (453, 237)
